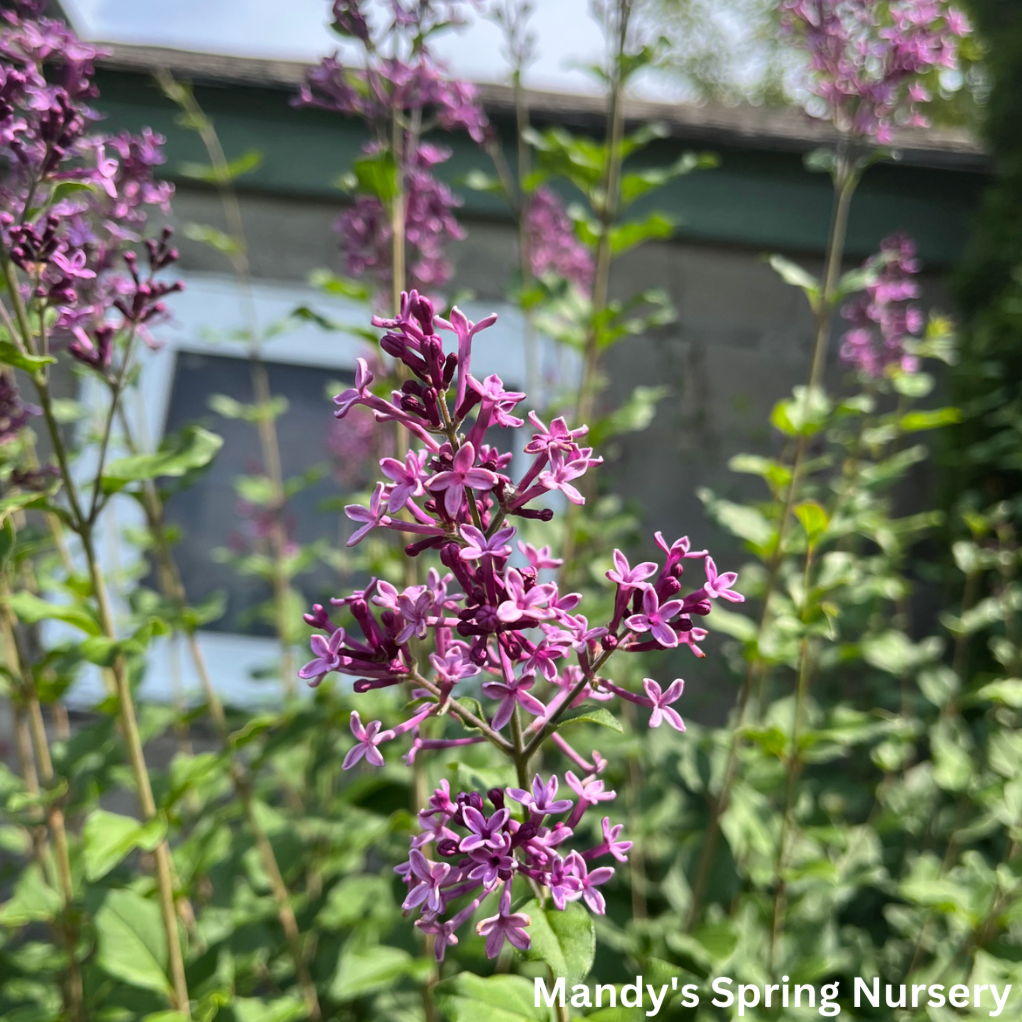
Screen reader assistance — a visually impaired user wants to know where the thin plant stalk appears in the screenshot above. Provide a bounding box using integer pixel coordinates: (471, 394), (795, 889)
(2, 268), (193, 1015)
(768, 543), (817, 975)
(1, 602), (84, 1022)
(685, 147), (860, 930)
(156, 72), (297, 694)
(117, 404), (324, 1022)
(560, 0), (632, 576)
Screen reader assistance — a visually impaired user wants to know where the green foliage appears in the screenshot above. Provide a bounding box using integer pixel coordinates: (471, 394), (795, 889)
(520, 900), (596, 986)
(102, 425), (224, 491)
(434, 974), (546, 1022)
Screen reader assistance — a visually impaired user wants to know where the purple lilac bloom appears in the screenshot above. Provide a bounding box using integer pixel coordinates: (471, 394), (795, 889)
(781, 0), (970, 143)
(0, 371), (36, 443)
(398, 780), (621, 959)
(303, 288), (740, 752)
(297, 282), (743, 947)
(297, 2), (487, 295)
(0, 7), (181, 377)
(523, 186), (595, 292)
(840, 232), (924, 377)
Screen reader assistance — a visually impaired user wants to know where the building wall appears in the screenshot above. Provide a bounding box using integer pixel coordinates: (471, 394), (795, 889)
(168, 185), (950, 558)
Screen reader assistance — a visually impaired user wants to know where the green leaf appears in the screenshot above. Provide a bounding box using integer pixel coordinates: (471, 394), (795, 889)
(179, 148), (262, 184)
(308, 269), (372, 301)
(918, 666), (960, 708)
(619, 151), (717, 205)
(608, 212), (673, 256)
(767, 254), (819, 301)
(434, 974), (547, 1022)
(231, 997), (306, 1022)
(705, 605), (757, 642)
(461, 169), (506, 195)
(556, 706), (624, 733)
(79, 618), (165, 666)
(183, 222), (241, 256)
(804, 147), (837, 175)
(794, 500), (829, 546)
(861, 631), (941, 677)
(698, 490), (775, 551)
(353, 150), (398, 203)
(588, 386), (669, 445)
(329, 945), (430, 1002)
(0, 340), (56, 373)
(693, 921), (739, 962)
(0, 863), (62, 926)
(83, 809), (167, 882)
(210, 394), (288, 424)
(0, 517), (15, 569)
(899, 407), (961, 432)
(977, 679), (1022, 707)
(50, 180), (97, 205)
(521, 899), (595, 986)
(931, 721), (972, 792)
(728, 454), (792, 491)
(103, 426), (223, 490)
(770, 386), (830, 437)
(0, 486), (62, 518)
(7, 591), (101, 636)
(94, 888), (171, 994)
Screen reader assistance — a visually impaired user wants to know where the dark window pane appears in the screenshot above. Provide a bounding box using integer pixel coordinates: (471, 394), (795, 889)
(161, 350), (377, 635)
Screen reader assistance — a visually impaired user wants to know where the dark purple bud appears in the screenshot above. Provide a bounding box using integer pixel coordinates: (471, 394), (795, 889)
(303, 603), (334, 630)
(436, 838), (460, 857)
(513, 507), (555, 522)
(405, 536), (448, 557)
(514, 821), (538, 845)
(487, 788), (505, 810)
(442, 353), (458, 388)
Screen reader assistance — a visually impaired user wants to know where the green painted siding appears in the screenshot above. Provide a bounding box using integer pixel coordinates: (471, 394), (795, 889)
(94, 68), (987, 267)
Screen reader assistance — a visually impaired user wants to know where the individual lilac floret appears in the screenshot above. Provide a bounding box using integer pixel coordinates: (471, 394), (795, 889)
(342, 711), (395, 769)
(703, 556), (744, 603)
(477, 884), (532, 959)
(428, 441), (498, 516)
(626, 587), (685, 648)
(508, 773), (574, 815)
(643, 679), (686, 731)
(297, 626), (347, 686)
(567, 851), (615, 914)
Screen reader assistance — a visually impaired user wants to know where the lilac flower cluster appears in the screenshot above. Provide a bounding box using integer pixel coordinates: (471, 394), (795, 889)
(400, 776), (627, 960)
(780, 0), (970, 142)
(299, 288), (742, 957)
(0, 3), (180, 376)
(0, 370), (36, 444)
(297, 1), (487, 293)
(524, 187), (595, 293)
(334, 143), (466, 290)
(840, 232), (923, 377)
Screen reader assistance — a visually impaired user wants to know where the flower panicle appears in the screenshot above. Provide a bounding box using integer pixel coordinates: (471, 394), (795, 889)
(0, 7), (183, 380)
(781, 0), (970, 143)
(300, 292), (742, 771)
